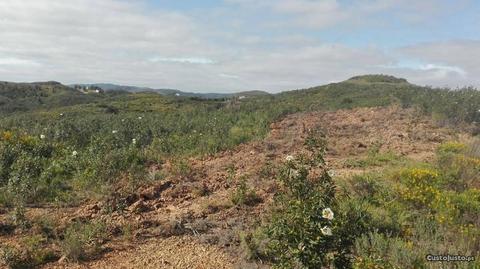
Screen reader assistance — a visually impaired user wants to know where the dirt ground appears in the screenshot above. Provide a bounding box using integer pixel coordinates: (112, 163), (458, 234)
(1, 105), (469, 269)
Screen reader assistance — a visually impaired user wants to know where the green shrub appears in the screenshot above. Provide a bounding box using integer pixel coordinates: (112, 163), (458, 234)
(0, 235), (56, 269)
(265, 136), (371, 268)
(60, 221), (107, 262)
(0, 245), (23, 269)
(354, 232), (422, 269)
(344, 144), (403, 168)
(239, 228), (270, 260)
(171, 158), (193, 178)
(231, 176), (261, 206)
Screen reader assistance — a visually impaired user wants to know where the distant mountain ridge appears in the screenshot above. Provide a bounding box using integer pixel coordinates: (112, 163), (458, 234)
(71, 83), (271, 99)
(1, 74), (414, 114)
(0, 81), (96, 113)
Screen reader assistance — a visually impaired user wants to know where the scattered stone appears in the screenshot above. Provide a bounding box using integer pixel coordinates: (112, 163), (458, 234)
(140, 180), (172, 200)
(58, 255), (67, 264)
(129, 200), (151, 213)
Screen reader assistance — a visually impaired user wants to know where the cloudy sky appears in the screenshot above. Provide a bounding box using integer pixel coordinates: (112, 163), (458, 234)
(0, 0), (479, 92)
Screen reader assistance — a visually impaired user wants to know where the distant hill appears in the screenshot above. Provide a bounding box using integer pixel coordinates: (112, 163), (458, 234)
(0, 81), (124, 114)
(0, 80), (271, 114)
(0, 81), (88, 113)
(347, 74), (409, 84)
(72, 83), (271, 99)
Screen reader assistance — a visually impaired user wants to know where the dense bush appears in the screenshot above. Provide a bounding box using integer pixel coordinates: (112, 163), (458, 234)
(265, 133), (371, 268)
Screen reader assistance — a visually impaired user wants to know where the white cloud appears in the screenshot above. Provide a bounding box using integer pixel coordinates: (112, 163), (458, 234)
(0, 0), (478, 92)
(219, 73), (240, 79)
(225, 0), (453, 29)
(0, 57), (40, 66)
(396, 40), (480, 87)
(0, 0), (216, 85)
(149, 57), (215, 64)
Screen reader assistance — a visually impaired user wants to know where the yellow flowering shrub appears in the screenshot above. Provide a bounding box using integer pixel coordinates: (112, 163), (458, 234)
(399, 168), (440, 208)
(1, 131), (13, 141)
(437, 144), (480, 191)
(0, 131), (37, 146)
(431, 191), (458, 224)
(437, 141), (466, 155)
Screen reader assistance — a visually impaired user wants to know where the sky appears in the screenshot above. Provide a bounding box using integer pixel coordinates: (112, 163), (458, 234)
(0, 0), (479, 93)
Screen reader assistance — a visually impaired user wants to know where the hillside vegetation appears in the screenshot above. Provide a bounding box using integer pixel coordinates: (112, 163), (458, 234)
(0, 75), (479, 268)
(0, 81), (126, 114)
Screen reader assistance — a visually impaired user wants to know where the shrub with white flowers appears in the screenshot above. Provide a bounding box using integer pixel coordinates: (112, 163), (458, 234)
(265, 129), (370, 268)
(322, 207), (334, 220)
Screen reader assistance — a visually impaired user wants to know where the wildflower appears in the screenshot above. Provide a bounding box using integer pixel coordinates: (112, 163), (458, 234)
(72, 150), (78, 157)
(112, 130), (118, 134)
(322, 208), (334, 220)
(327, 170), (336, 177)
(40, 134), (46, 139)
(289, 169), (300, 178)
(321, 226), (332, 236)
(132, 138), (137, 144)
(59, 113), (64, 116)
(138, 116), (142, 120)
(285, 155), (294, 162)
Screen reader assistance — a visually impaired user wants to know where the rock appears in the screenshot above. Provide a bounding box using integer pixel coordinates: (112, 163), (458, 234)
(129, 200), (151, 213)
(140, 181), (172, 200)
(357, 142), (368, 148)
(86, 203), (100, 212)
(58, 255), (67, 264)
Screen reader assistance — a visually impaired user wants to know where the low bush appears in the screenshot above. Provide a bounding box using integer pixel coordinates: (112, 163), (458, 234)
(60, 221), (107, 262)
(0, 235), (56, 269)
(354, 232), (422, 269)
(231, 176), (261, 206)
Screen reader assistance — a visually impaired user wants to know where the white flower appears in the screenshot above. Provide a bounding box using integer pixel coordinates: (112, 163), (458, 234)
(59, 113), (64, 116)
(40, 134), (46, 139)
(327, 170), (336, 177)
(138, 116), (142, 120)
(322, 208), (334, 220)
(72, 150), (78, 157)
(321, 226), (332, 236)
(132, 138), (137, 144)
(285, 155), (295, 162)
(112, 130), (118, 134)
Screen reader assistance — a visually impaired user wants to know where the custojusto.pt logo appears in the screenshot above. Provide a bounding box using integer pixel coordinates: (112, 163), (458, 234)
(426, 254), (475, 262)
